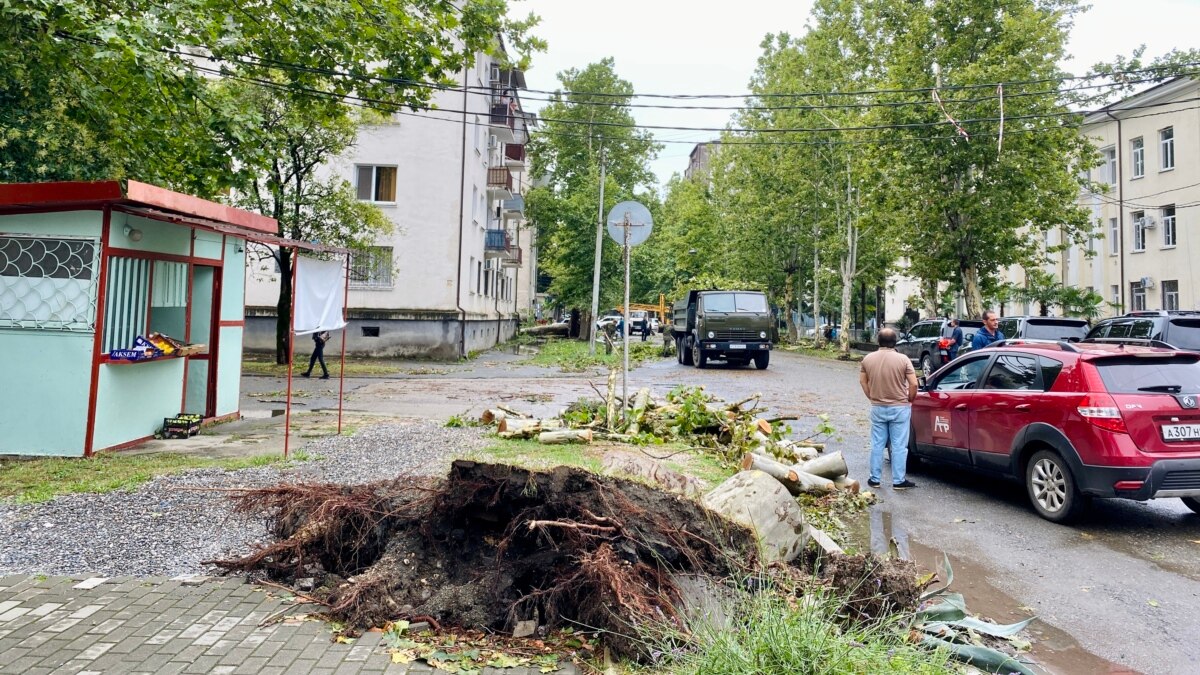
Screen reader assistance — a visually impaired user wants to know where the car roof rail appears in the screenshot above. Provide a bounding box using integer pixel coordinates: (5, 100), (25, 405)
(1078, 337), (1177, 349)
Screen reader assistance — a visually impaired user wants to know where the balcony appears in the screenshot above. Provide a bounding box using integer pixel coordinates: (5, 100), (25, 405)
(500, 246), (522, 268)
(484, 228), (510, 259)
(487, 167), (513, 199)
(504, 143), (526, 170)
(489, 103), (516, 143)
(501, 195), (525, 219)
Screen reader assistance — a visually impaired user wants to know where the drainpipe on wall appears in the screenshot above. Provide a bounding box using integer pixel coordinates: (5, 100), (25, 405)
(454, 66), (470, 358)
(1106, 110), (1125, 310)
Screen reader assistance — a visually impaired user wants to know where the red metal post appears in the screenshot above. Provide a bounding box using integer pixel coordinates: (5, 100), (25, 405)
(284, 249), (298, 458)
(84, 206), (113, 458)
(338, 253), (349, 434)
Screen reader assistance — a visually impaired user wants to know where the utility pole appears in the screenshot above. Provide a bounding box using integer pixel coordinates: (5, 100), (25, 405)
(588, 146), (606, 354)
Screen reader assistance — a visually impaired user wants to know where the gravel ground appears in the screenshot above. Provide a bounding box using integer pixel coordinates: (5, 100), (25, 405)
(0, 420), (490, 577)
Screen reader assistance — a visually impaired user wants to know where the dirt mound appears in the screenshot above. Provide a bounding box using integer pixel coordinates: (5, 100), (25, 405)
(820, 553), (922, 621)
(215, 461), (758, 658)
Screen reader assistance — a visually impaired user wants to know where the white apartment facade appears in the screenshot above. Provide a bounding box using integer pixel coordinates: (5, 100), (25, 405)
(243, 51), (538, 358)
(1063, 76), (1200, 316)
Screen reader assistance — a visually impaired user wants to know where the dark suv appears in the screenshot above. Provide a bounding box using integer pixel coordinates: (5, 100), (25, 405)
(896, 318), (984, 373)
(1084, 311), (1200, 352)
(995, 316), (1089, 343)
(911, 340), (1200, 522)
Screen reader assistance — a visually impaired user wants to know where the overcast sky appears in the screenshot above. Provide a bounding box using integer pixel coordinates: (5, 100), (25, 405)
(513, 0), (1200, 187)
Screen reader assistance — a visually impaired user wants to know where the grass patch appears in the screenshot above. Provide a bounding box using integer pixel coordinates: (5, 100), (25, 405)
(466, 437), (605, 473)
(525, 338), (665, 372)
(241, 354), (419, 377)
(0, 451), (314, 504)
(657, 588), (952, 674)
(778, 340), (863, 363)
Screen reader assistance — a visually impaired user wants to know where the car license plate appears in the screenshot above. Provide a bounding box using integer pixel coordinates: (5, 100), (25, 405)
(730, 344), (746, 350)
(1161, 424), (1200, 441)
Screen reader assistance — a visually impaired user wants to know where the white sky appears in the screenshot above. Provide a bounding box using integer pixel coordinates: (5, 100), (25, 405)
(513, 0), (1200, 186)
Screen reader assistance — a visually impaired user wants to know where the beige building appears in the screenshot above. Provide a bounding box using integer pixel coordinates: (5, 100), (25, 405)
(1033, 76), (1200, 315)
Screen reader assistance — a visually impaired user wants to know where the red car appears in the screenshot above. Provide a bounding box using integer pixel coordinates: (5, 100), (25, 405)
(910, 340), (1200, 522)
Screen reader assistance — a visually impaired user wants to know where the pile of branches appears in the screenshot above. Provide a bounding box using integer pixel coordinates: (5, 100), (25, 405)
(480, 372), (809, 463)
(212, 461), (758, 661)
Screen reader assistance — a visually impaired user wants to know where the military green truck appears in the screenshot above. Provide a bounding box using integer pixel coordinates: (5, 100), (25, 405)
(672, 289), (773, 369)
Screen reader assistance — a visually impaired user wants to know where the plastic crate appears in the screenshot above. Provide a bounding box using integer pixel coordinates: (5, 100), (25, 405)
(162, 415), (202, 439)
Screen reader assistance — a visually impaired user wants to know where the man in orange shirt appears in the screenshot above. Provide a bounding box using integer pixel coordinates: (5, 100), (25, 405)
(859, 328), (919, 490)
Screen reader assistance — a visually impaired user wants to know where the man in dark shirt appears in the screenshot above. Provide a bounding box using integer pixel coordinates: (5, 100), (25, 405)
(949, 318), (964, 360)
(971, 310), (1004, 350)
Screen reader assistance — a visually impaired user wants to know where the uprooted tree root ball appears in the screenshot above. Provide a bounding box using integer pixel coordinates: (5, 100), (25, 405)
(818, 553), (923, 621)
(214, 461), (759, 659)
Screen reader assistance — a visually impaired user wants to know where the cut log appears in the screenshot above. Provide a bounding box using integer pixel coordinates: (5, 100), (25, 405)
(755, 419), (772, 435)
(601, 450), (703, 496)
(538, 429), (593, 444)
(498, 418), (562, 435)
(703, 470), (808, 563)
(832, 475), (860, 493)
(797, 451), (848, 479)
(497, 405), (530, 419)
(803, 524), (844, 556)
(626, 388), (652, 435)
(523, 323), (568, 337)
(791, 470), (836, 494)
(741, 454), (833, 495)
(480, 409), (506, 425)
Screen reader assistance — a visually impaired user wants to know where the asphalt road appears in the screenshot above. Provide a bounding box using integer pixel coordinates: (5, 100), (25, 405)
(241, 346), (1200, 674)
(634, 349), (1200, 675)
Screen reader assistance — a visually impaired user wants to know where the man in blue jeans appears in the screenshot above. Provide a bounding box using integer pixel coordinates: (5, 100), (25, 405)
(859, 328), (920, 490)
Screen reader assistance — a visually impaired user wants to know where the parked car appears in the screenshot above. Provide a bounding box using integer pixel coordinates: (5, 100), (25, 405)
(650, 317), (661, 333)
(628, 310), (651, 336)
(1084, 311), (1200, 352)
(896, 318), (984, 373)
(995, 316), (1090, 343)
(910, 340), (1200, 522)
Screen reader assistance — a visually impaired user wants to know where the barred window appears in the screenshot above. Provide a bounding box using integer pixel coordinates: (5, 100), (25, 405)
(0, 235), (98, 331)
(349, 246), (393, 288)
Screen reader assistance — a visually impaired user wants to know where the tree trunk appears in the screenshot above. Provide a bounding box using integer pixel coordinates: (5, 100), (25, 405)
(812, 229), (822, 348)
(537, 429), (593, 444)
(962, 264), (983, 319)
(922, 278), (938, 320)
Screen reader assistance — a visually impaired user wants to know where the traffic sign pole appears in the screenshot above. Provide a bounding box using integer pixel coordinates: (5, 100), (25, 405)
(622, 213), (630, 424)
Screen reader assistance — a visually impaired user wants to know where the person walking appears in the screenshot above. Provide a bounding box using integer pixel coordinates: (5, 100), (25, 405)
(971, 310), (1005, 350)
(948, 318), (964, 360)
(860, 328), (919, 490)
(302, 330), (331, 379)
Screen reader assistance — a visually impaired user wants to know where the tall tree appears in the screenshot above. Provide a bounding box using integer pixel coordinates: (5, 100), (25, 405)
(873, 0), (1095, 318)
(526, 59), (660, 320)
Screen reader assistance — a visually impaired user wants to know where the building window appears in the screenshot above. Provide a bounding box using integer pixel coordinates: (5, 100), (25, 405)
(1110, 284), (1120, 306)
(1101, 146), (1117, 184)
(1130, 137), (1144, 178)
(1130, 281), (1147, 312)
(0, 235), (98, 332)
(1160, 127), (1175, 170)
(476, 260), (482, 295)
(1108, 217), (1119, 255)
(349, 246), (393, 288)
(1131, 210), (1145, 252)
(355, 165), (397, 202)
(1163, 280), (1179, 311)
(1162, 205), (1176, 247)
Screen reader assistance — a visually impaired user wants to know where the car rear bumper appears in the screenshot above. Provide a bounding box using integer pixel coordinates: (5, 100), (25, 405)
(1077, 458), (1200, 500)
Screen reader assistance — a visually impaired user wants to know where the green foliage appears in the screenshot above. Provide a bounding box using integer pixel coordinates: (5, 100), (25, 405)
(444, 413), (479, 429)
(526, 59), (661, 311)
(525, 337), (661, 372)
(665, 386), (722, 436)
(657, 589), (952, 674)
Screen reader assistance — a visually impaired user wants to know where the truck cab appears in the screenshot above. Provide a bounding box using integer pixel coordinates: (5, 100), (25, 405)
(672, 290), (772, 369)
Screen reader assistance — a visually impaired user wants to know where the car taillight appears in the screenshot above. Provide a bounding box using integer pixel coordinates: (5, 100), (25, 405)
(1077, 393), (1127, 434)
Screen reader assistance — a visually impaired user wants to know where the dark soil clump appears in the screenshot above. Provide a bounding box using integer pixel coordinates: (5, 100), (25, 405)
(215, 460), (757, 659)
(820, 553), (922, 620)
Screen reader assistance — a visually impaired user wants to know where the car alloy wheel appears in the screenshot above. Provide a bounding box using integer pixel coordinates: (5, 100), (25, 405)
(920, 353), (933, 375)
(1026, 449), (1086, 523)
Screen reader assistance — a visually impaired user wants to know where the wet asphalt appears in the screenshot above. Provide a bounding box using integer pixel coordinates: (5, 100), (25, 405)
(242, 345), (1200, 675)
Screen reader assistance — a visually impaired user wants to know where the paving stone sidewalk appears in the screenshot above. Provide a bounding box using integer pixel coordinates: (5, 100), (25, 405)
(0, 575), (578, 675)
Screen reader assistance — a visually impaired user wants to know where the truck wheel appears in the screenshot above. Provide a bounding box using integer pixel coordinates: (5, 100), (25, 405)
(753, 352), (769, 369)
(693, 341), (707, 368)
(675, 337), (683, 363)
(681, 337), (694, 366)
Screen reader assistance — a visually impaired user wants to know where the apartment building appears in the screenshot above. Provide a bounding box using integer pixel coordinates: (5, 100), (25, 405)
(242, 51), (538, 358)
(1010, 76), (1200, 316)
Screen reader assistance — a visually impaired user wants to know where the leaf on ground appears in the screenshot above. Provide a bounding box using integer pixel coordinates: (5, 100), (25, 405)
(1148, 599), (1160, 607)
(391, 649), (416, 664)
(334, 635), (354, 644)
(486, 653), (525, 668)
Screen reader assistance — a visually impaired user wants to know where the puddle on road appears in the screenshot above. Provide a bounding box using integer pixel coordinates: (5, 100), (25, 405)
(847, 512), (1141, 675)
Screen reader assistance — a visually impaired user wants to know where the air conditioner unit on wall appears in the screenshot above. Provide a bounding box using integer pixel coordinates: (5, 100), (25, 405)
(1142, 215), (1157, 229)
(1141, 276), (1156, 289)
